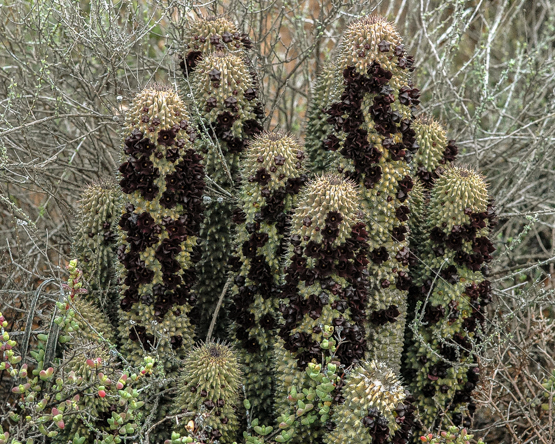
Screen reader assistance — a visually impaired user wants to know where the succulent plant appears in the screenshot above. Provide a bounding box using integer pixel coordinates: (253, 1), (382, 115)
(412, 117), (458, 189)
(305, 62), (343, 174)
(116, 84), (205, 370)
(324, 360), (415, 444)
(274, 173), (371, 441)
(403, 166), (496, 432)
(229, 130), (307, 422)
(54, 260), (115, 345)
(173, 341), (242, 443)
(180, 16), (253, 77)
(310, 15), (419, 372)
(184, 49), (264, 339)
(73, 179), (121, 326)
(419, 426), (485, 444)
(52, 340), (114, 443)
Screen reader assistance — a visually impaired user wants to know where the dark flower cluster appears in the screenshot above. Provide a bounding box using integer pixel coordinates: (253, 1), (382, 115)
(369, 304), (400, 326)
(362, 407), (390, 444)
(201, 111), (262, 154)
(433, 366), (480, 429)
(408, 210), (496, 430)
(119, 155), (160, 201)
(278, 219), (371, 368)
(179, 51), (202, 77)
(247, 173), (307, 232)
(229, 173), (307, 352)
(422, 304), (445, 325)
(389, 394), (417, 444)
(398, 85), (420, 108)
(160, 149), (206, 220)
(416, 165), (441, 189)
(118, 204), (201, 319)
(465, 280), (492, 306)
(230, 275), (279, 353)
(323, 63), (418, 189)
(443, 140), (458, 163)
(118, 206), (160, 296)
(429, 213), (496, 273)
(426, 362), (451, 383)
(128, 325), (154, 351)
(411, 276), (493, 425)
(199, 81), (263, 155)
(120, 124), (193, 200)
(380, 42), (416, 74)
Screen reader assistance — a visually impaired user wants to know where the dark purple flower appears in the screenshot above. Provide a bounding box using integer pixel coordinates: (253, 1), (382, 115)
(396, 271), (412, 291)
(216, 112), (236, 129)
(322, 226), (339, 242)
(430, 227), (445, 244)
(325, 211), (343, 228)
(244, 88), (257, 101)
(157, 129), (176, 147)
(240, 33), (253, 49)
(441, 265), (459, 284)
(124, 129), (144, 154)
(370, 247), (389, 265)
(392, 226), (407, 242)
(396, 175), (413, 202)
(445, 232), (463, 251)
(260, 313), (276, 330)
(363, 166), (382, 189)
(470, 212), (487, 229)
(163, 272), (182, 290)
(136, 212), (156, 234)
(135, 138), (156, 156)
(243, 119), (263, 136)
(160, 191), (177, 209)
(185, 51), (202, 72)
(208, 68), (221, 82)
(165, 148), (180, 163)
(254, 168), (271, 186)
(378, 40), (391, 52)
(133, 158), (155, 175)
(395, 206), (410, 222)
(323, 134), (341, 152)
(163, 216), (188, 241)
(224, 96), (238, 110)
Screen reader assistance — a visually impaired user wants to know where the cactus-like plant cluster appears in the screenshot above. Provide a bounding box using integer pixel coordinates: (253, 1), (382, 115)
(402, 166), (496, 431)
(117, 85), (205, 368)
(179, 16), (253, 77)
(173, 342), (242, 443)
(180, 19), (264, 338)
(310, 15), (419, 372)
(274, 174), (372, 441)
(229, 131), (307, 421)
(73, 179), (120, 325)
(2, 12), (500, 444)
